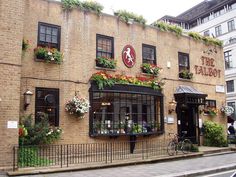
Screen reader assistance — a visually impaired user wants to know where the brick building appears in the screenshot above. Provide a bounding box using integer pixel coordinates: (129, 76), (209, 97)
(0, 0), (226, 169)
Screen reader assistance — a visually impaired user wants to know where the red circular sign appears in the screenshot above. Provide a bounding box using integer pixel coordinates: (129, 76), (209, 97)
(122, 45), (136, 68)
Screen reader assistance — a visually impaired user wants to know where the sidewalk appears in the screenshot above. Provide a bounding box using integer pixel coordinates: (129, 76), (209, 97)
(6, 151), (236, 177)
(7, 146), (236, 176)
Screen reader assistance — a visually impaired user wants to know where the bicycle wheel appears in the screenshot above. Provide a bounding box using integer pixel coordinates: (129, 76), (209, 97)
(181, 139), (192, 154)
(167, 141), (176, 156)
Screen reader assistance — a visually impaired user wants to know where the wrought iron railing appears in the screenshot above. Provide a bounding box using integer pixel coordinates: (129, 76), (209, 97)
(13, 139), (174, 171)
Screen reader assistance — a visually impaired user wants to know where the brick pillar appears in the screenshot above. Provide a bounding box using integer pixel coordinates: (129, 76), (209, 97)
(0, 0), (24, 170)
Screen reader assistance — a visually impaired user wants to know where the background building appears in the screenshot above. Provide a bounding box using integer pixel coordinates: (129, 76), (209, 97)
(159, 0), (236, 122)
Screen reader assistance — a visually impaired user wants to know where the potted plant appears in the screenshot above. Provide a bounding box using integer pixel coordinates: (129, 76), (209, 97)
(141, 63), (162, 76)
(220, 105), (234, 116)
(204, 108), (218, 117)
(34, 46), (63, 64)
(65, 96), (90, 118)
(96, 57), (116, 69)
(179, 69), (193, 79)
(22, 39), (29, 51)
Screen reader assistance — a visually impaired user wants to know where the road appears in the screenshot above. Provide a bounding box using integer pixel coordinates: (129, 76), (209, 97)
(198, 170), (236, 177)
(3, 153), (236, 177)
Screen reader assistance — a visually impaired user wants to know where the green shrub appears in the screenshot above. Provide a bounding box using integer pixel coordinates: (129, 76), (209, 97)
(114, 10), (146, 25)
(152, 21), (183, 37)
(190, 144), (199, 152)
(203, 121), (227, 147)
(18, 147), (51, 167)
(81, 1), (103, 14)
(19, 114), (62, 146)
(62, 0), (104, 14)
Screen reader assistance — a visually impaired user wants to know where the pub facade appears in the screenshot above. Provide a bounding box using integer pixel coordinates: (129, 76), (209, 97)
(0, 0), (226, 169)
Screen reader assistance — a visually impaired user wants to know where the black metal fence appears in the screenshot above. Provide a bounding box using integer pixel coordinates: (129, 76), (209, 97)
(13, 138), (173, 171)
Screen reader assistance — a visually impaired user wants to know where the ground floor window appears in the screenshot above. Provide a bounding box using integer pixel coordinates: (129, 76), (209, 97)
(35, 87), (59, 126)
(89, 84), (164, 136)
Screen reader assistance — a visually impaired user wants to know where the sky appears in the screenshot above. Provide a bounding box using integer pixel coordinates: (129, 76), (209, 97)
(93, 0), (204, 24)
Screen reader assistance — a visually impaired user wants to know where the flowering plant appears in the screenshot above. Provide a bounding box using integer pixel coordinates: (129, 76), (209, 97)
(65, 96), (90, 118)
(90, 71), (165, 90)
(96, 57), (117, 69)
(204, 107), (218, 117)
(220, 106), (234, 116)
(45, 127), (62, 143)
(34, 47), (63, 64)
(19, 125), (28, 137)
(141, 63), (162, 76)
(179, 69), (193, 79)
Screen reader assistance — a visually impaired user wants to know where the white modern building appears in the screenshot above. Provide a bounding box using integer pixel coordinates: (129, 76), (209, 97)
(159, 0), (236, 121)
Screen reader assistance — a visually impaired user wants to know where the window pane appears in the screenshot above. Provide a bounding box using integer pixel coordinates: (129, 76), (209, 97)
(96, 35), (113, 60)
(39, 34), (46, 42)
(46, 34), (51, 42)
(40, 26), (46, 33)
(52, 28), (58, 35)
(142, 45), (156, 63)
(52, 36), (57, 43)
(46, 27), (51, 35)
(227, 80), (235, 93)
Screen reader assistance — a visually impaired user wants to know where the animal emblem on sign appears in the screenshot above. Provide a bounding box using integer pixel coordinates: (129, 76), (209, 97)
(122, 45), (136, 68)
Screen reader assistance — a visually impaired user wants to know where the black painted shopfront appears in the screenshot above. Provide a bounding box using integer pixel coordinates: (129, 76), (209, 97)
(89, 83), (164, 137)
(174, 85), (207, 144)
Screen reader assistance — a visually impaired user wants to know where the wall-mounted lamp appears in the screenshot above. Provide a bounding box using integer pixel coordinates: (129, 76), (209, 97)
(24, 90), (33, 110)
(168, 98), (177, 114)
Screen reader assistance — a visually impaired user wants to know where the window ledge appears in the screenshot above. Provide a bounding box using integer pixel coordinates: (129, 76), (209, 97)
(90, 131), (163, 137)
(95, 66), (116, 72)
(178, 78), (192, 82)
(34, 58), (60, 65)
(141, 72), (159, 77)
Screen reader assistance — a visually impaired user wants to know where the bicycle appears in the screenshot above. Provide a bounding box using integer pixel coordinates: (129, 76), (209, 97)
(167, 132), (192, 156)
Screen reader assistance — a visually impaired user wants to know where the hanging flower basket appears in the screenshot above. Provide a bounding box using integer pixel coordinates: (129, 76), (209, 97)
(220, 106), (234, 116)
(65, 96), (90, 118)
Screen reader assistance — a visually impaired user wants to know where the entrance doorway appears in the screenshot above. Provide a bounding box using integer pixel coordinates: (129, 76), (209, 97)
(174, 85), (207, 145)
(176, 104), (199, 144)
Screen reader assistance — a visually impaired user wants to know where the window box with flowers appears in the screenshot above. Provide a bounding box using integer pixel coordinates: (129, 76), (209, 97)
(96, 57), (116, 69)
(90, 71), (165, 90)
(220, 106), (234, 116)
(179, 69), (193, 80)
(141, 63), (162, 76)
(203, 108), (218, 117)
(34, 47), (63, 64)
(65, 96), (90, 118)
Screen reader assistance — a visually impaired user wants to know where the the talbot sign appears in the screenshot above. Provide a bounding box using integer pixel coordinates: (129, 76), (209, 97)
(122, 45), (136, 68)
(194, 56), (221, 78)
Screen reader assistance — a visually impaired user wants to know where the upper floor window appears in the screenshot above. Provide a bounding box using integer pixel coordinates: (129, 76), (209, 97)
(227, 102), (236, 119)
(201, 16), (209, 23)
(38, 22), (61, 50)
(215, 25), (222, 37)
(203, 30), (210, 37)
(35, 87), (59, 126)
(178, 52), (191, 79)
(142, 44), (156, 64)
(96, 34), (114, 59)
(224, 50), (233, 69)
(228, 20), (235, 32)
(226, 80), (235, 93)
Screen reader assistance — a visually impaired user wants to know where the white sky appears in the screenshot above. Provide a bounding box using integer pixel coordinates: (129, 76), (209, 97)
(94, 0), (204, 24)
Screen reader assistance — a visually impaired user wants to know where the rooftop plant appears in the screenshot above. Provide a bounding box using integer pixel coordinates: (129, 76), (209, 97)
(188, 32), (223, 47)
(114, 10), (147, 25)
(62, 0), (104, 15)
(152, 21), (183, 37)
